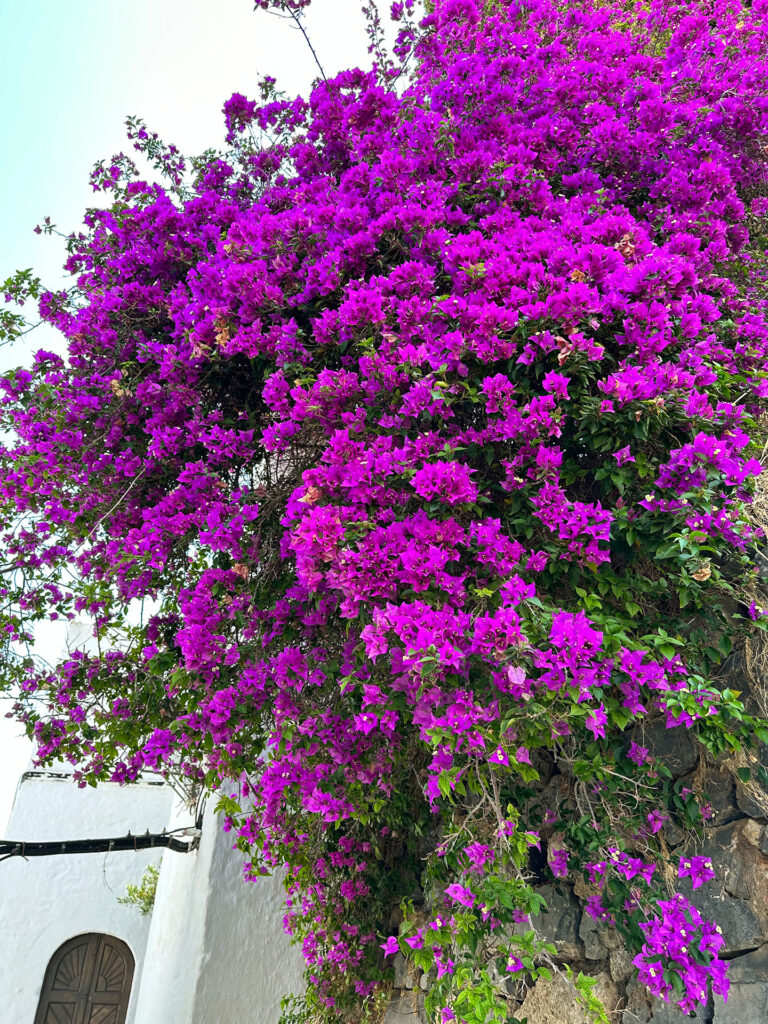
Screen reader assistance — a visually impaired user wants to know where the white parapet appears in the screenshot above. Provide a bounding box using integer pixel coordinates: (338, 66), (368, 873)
(0, 768), (173, 1024)
(134, 797), (306, 1024)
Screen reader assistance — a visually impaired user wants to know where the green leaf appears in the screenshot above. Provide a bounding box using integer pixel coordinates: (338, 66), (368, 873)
(718, 634), (733, 657)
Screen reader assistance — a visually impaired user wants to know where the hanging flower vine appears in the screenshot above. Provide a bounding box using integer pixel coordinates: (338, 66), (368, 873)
(2, 1), (768, 1020)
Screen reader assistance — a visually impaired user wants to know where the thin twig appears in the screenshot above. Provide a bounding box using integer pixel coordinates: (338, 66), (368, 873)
(284, 5), (328, 83)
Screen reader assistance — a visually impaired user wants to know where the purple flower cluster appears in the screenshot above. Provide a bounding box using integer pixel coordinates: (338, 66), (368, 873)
(2, 0), (768, 1015)
(633, 895), (728, 1014)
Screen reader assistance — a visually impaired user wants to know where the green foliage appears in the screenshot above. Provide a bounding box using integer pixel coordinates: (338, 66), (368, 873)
(117, 864), (160, 916)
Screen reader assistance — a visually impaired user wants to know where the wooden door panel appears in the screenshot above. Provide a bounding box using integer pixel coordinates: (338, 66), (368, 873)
(42, 1002), (79, 1024)
(35, 934), (134, 1024)
(51, 938), (91, 991)
(93, 939), (128, 993)
(86, 1006), (120, 1024)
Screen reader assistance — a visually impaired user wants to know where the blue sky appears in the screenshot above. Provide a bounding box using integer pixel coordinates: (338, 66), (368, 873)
(0, 0), (371, 833)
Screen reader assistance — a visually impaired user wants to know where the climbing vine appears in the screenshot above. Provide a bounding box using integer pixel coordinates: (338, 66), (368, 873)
(2, 1), (768, 1020)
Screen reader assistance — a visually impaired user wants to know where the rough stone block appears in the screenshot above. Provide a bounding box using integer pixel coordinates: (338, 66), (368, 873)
(609, 945), (634, 984)
(735, 782), (768, 821)
(579, 910), (607, 961)
(712, 983), (768, 1024)
(393, 952), (417, 990)
(621, 981), (709, 1023)
(724, 944), (768, 984)
(701, 768), (740, 826)
(662, 819), (687, 848)
(646, 996), (709, 1023)
(535, 885), (583, 960)
(384, 991), (421, 1023)
(519, 970), (619, 1024)
(688, 889), (763, 956)
(644, 723), (699, 778)
(712, 944), (768, 1024)
(622, 977), (651, 1022)
(676, 823), (766, 953)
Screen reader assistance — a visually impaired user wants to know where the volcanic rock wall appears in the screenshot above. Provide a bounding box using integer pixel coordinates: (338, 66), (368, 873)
(384, 649), (768, 1024)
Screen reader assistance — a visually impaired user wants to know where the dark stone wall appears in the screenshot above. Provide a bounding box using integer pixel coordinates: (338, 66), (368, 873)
(384, 648), (768, 1023)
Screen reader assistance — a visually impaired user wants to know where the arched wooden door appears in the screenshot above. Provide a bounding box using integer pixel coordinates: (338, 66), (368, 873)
(34, 933), (134, 1024)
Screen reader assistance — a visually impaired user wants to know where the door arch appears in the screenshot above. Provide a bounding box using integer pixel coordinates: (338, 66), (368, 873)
(34, 933), (134, 1024)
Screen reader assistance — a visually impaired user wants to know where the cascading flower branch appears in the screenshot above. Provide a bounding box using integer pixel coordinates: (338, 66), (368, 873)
(2, 0), (768, 1020)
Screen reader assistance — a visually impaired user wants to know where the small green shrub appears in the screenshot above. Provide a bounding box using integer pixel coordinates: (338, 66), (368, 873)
(118, 864), (159, 916)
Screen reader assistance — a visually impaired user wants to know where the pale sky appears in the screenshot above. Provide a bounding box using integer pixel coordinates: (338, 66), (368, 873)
(0, 0), (372, 834)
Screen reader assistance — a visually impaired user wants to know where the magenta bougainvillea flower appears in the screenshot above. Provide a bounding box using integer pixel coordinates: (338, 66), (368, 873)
(1, 0), (767, 1017)
(549, 848), (570, 879)
(445, 884), (476, 909)
(678, 856), (717, 890)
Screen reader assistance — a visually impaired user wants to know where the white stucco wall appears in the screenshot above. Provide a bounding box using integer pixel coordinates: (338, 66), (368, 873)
(0, 771), (174, 1024)
(131, 798), (212, 1024)
(134, 800), (305, 1024)
(1, 763), (305, 1024)
(192, 806), (306, 1024)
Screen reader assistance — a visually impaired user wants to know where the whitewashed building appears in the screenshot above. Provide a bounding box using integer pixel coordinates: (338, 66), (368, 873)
(0, 763), (305, 1024)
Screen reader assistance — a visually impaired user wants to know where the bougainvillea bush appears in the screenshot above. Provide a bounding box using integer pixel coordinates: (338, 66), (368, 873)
(3, 0), (768, 1019)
